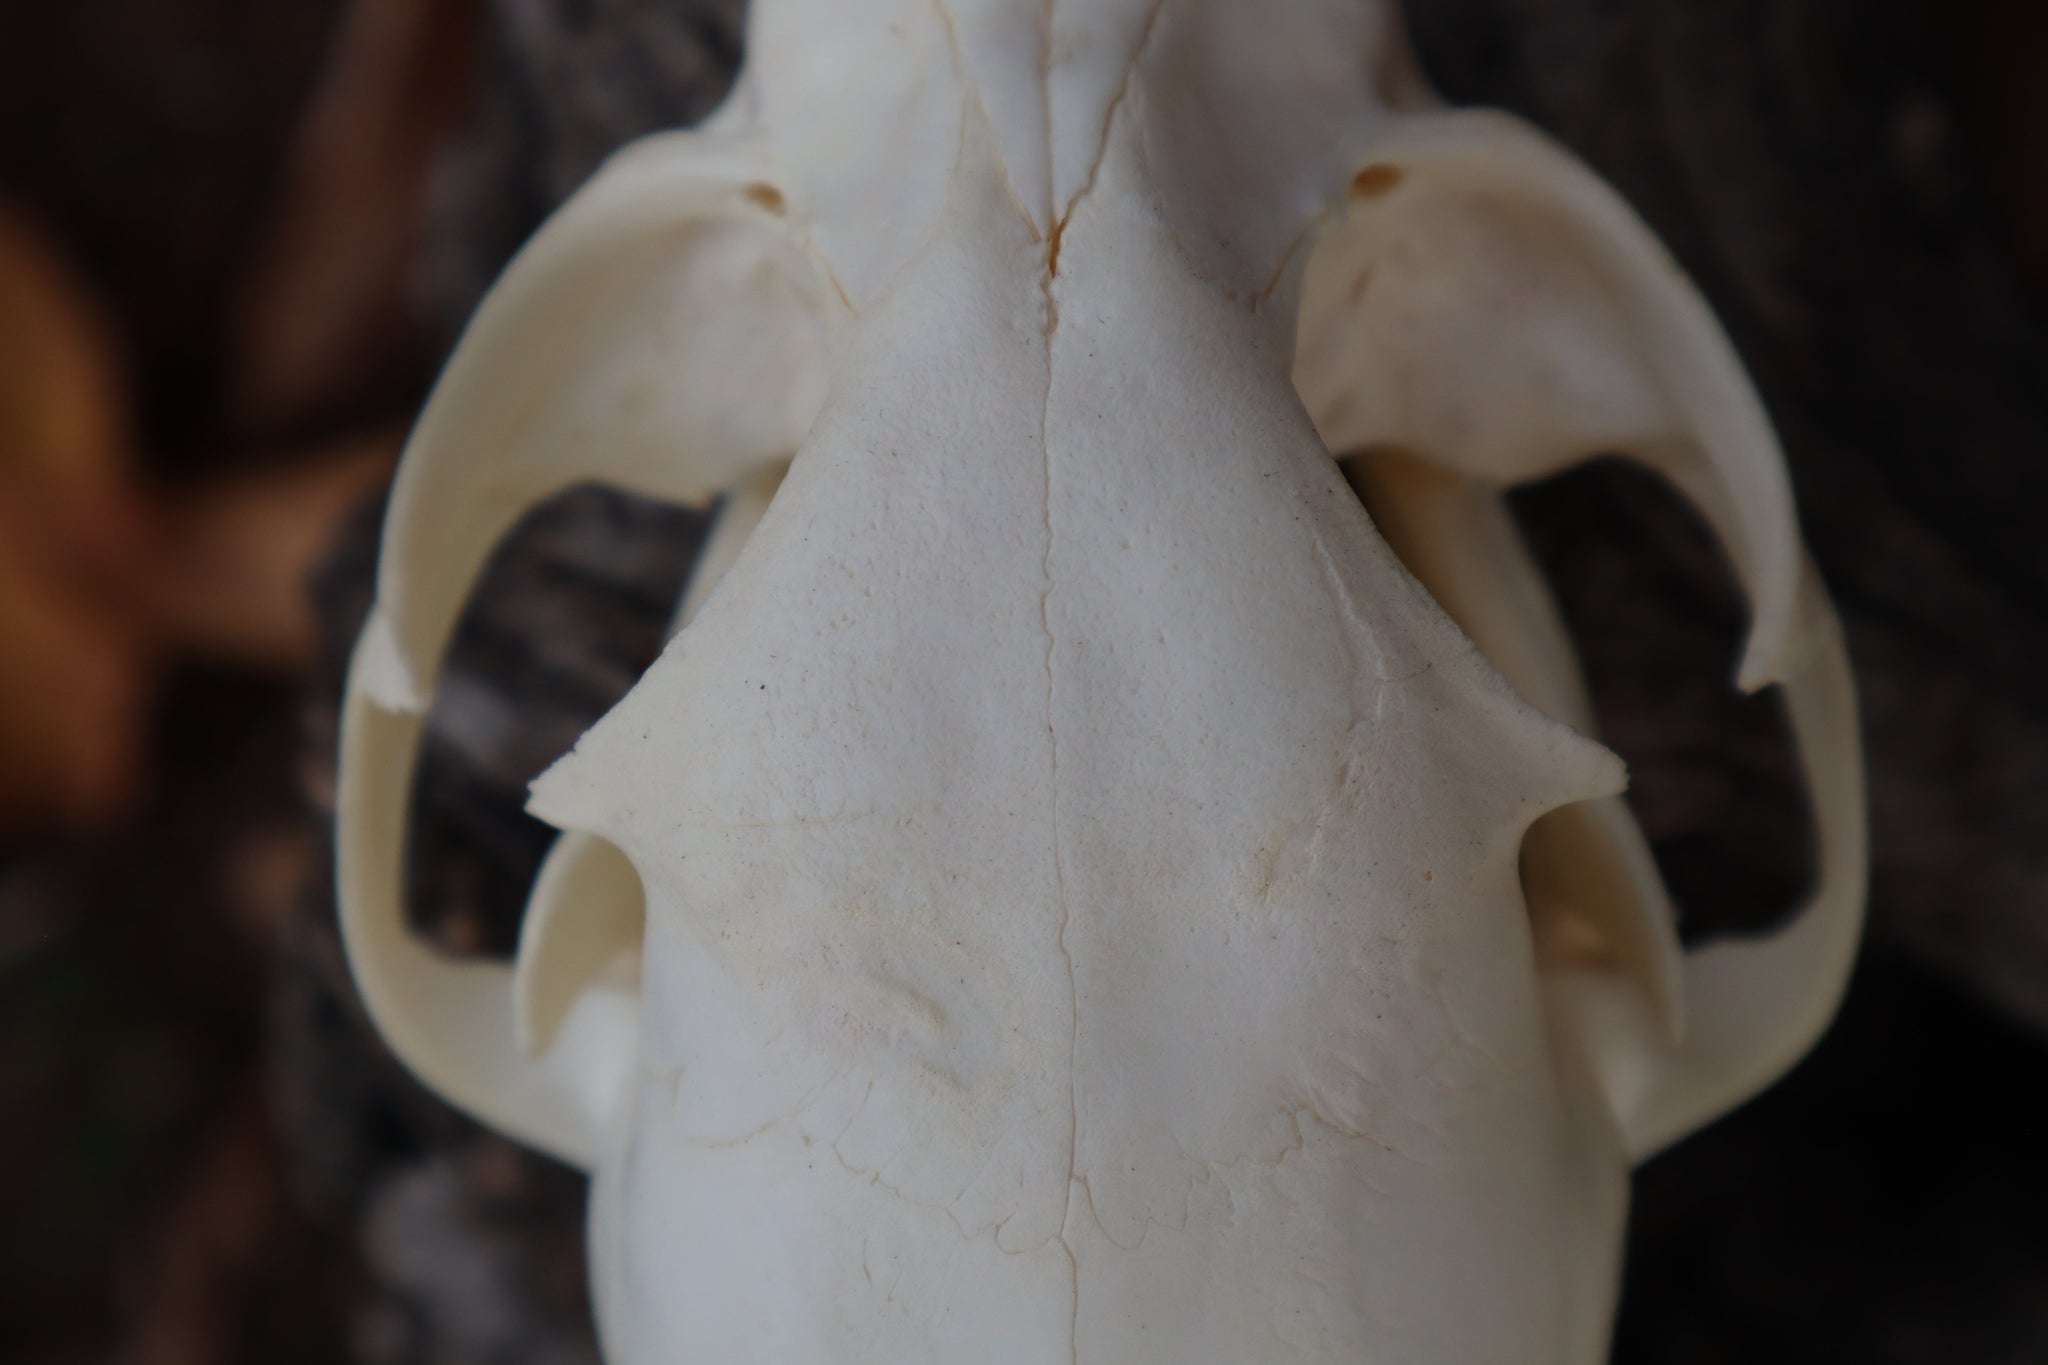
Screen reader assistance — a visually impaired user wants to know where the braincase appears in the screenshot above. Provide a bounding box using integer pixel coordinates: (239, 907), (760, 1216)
(528, 425), (1612, 1148)
(541, 595), (1595, 1256)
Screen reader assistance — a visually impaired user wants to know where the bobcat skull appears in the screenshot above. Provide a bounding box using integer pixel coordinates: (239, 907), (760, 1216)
(336, 2), (1865, 1361)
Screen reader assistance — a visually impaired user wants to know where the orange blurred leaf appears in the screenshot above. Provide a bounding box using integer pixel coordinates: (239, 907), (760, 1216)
(0, 203), (153, 828)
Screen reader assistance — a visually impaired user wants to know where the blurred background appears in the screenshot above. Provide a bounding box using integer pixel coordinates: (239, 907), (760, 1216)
(0, 1), (2042, 1362)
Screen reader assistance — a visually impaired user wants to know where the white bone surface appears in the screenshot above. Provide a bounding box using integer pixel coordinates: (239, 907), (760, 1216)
(337, 3), (1866, 1361)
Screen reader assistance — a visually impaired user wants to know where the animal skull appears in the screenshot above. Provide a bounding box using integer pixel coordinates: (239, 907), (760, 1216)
(336, 2), (1865, 1361)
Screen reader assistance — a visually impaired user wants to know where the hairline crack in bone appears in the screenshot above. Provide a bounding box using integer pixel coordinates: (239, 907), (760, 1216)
(336, 2), (1866, 1361)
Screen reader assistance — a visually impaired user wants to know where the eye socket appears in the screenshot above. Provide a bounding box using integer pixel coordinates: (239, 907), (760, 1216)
(360, 483), (709, 958)
(1338, 448), (1816, 956)
(1507, 460), (1815, 945)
